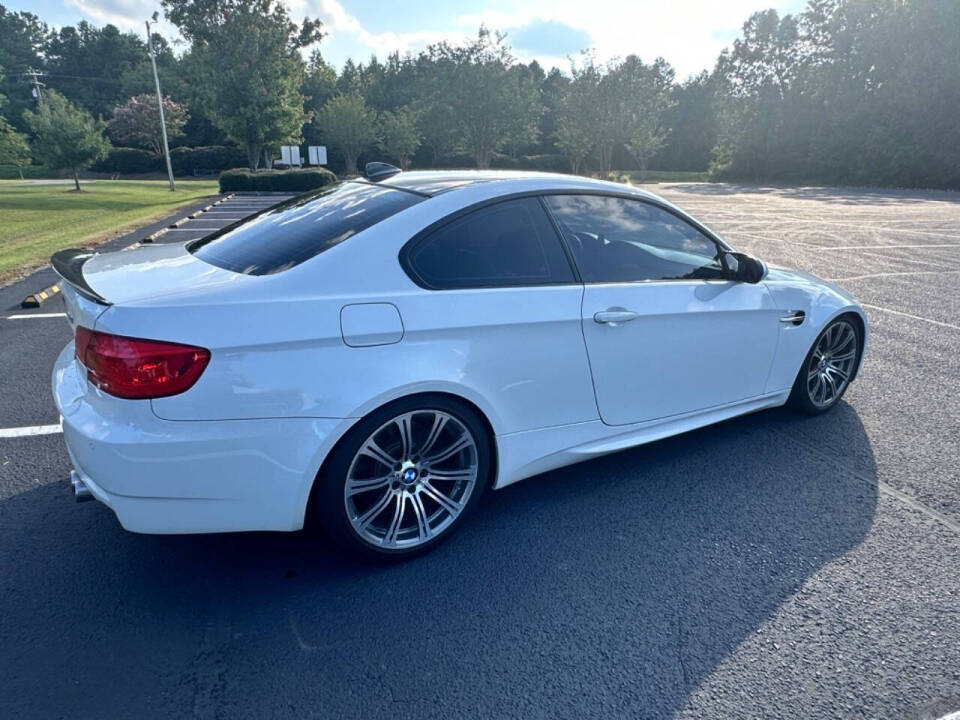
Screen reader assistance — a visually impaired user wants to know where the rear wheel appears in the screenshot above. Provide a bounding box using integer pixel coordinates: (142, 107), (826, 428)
(314, 395), (490, 559)
(789, 317), (860, 415)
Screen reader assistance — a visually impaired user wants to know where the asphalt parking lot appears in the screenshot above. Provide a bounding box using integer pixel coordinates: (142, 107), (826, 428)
(1, 183), (958, 719)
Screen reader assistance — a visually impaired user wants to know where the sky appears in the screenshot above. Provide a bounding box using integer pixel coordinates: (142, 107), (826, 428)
(14, 0), (808, 80)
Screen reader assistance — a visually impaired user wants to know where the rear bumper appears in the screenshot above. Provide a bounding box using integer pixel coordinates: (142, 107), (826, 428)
(53, 342), (352, 534)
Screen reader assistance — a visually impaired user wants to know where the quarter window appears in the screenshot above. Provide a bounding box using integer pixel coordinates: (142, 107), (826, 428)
(405, 197), (574, 289)
(543, 195), (725, 283)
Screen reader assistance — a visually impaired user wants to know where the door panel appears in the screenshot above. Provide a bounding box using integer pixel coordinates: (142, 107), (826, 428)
(581, 280), (780, 425)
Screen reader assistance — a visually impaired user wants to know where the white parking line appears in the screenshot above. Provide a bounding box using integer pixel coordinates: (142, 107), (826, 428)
(827, 269), (960, 282)
(812, 243), (960, 250)
(0, 424), (62, 438)
(862, 303), (960, 331)
(6, 313), (67, 320)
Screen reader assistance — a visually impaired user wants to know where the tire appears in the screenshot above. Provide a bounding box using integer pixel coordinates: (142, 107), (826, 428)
(789, 316), (861, 415)
(313, 394), (491, 560)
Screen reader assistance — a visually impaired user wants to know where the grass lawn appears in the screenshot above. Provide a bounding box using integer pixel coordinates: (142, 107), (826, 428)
(0, 180), (219, 284)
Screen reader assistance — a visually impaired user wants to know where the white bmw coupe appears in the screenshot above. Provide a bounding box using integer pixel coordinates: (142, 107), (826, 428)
(52, 167), (867, 558)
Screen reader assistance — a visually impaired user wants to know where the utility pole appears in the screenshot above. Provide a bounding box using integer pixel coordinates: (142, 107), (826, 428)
(25, 68), (45, 103)
(145, 13), (175, 191)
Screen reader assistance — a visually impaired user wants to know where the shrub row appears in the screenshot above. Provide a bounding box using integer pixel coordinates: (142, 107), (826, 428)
(428, 152), (570, 173)
(170, 145), (248, 175)
(491, 153), (570, 173)
(0, 164), (59, 180)
(218, 168), (338, 192)
(92, 145), (250, 175)
(92, 147), (161, 174)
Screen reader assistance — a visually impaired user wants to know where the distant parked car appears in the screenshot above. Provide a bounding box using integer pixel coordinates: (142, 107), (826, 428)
(52, 168), (867, 558)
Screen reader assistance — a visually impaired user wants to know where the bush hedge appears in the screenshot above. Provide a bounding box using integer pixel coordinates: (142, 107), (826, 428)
(0, 165), (59, 179)
(218, 168), (338, 192)
(92, 147), (162, 174)
(92, 145), (250, 175)
(491, 153), (569, 172)
(427, 152), (571, 173)
(170, 145), (247, 175)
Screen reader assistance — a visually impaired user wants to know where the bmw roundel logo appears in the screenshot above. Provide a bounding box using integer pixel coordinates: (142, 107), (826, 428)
(402, 468), (418, 484)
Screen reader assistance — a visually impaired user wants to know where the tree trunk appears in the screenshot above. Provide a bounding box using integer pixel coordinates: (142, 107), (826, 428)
(18, 167), (24, 180)
(475, 147), (490, 169)
(73, 170), (81, 192)
(247, 143), (261, 170)
(344, 153), (358, 176)
(262, 148), (270, 169)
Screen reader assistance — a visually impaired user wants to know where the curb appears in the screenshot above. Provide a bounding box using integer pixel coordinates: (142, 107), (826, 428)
(21, 282), (61, 309)
(143, 193), (233, 244)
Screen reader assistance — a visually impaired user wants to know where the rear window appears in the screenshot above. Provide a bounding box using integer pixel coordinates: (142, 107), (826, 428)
(190, 182), (424, 275)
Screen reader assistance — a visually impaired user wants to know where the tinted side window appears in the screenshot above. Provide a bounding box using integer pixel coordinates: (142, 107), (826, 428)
(191, 182), (423, 275)
(544, 195), (725, 283)
(406, 198), (574, 289)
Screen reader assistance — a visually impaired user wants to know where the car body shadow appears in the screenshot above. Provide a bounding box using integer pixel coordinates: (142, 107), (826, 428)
(0, 403), (877, 718)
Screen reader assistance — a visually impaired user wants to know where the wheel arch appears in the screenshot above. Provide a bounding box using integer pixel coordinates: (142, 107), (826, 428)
(836, 309), (867, 381)
(816, 307), (867, 383)
(301, 390), (500, 529)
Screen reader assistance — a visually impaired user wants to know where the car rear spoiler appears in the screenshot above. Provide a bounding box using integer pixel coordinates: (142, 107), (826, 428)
(51, 248), (110, 305)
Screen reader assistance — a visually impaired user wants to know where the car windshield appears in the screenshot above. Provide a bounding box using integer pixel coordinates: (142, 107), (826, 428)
(190, 182), (424, 275)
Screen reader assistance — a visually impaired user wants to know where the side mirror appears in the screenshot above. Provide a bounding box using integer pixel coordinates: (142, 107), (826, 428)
(722, 251), (765, 284)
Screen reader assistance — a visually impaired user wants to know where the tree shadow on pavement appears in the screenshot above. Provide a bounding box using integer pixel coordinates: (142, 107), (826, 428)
(662, 183), (960, 206)
(0, 403), (877, 719)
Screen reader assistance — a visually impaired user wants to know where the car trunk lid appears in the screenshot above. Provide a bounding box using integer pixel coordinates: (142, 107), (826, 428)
(52, 243), (247, 323)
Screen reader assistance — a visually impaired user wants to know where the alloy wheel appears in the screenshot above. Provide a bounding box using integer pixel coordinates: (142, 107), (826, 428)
(806, 320), (858, 408)
(344, 410), (479, 549)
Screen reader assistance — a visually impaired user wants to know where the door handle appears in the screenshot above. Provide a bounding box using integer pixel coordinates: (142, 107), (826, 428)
(779, 311), (805, 326)
(594, 309), (638, 325)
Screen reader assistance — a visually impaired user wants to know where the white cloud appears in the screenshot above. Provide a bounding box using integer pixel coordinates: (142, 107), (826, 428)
(301, 0), (464, 59)
(53, 0), (803, 78)
(453, 0), (803, 77)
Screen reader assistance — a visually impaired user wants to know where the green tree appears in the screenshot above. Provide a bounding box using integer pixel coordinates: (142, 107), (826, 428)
(620, 57), (676, 179)
(654, 72), (717, 172)
(536, 66), (569, 155)
(0, 115), (30, 178)
(0, 6), (49, 133)
(163, 0), (323, 169)
(378, 108), (420, 170)
(22, 90), (110, 190)
(316, 95), (378, 175)
(501, 64), (542, 160)
(302, 51), (338, 113)
(556, 57), (600, 175)
(44, 22), (154, 119)
(425, 29), (541, 168)
(108, 94), (188, 156)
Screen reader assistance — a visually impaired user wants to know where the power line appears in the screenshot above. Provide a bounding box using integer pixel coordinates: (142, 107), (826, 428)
(31, 73), (135, 85)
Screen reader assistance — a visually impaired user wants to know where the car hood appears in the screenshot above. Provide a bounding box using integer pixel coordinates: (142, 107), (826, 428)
(81, 242), (248, 304)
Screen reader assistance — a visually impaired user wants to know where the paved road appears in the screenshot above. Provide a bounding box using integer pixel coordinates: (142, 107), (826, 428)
(0, 185), (958, 719)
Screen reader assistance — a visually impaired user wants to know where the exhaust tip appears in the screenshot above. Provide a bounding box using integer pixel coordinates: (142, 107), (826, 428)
(71, 471), (93, 503)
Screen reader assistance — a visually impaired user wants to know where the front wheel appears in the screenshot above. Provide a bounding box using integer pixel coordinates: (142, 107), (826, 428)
(314, 396), (491, 559)
(789, 316), (861, 415)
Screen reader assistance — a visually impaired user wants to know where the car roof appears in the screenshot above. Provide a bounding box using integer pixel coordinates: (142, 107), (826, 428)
(372, 169), (661, 200)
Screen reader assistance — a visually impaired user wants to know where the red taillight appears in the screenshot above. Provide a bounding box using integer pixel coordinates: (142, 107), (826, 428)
(74, 327), (210, 399)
